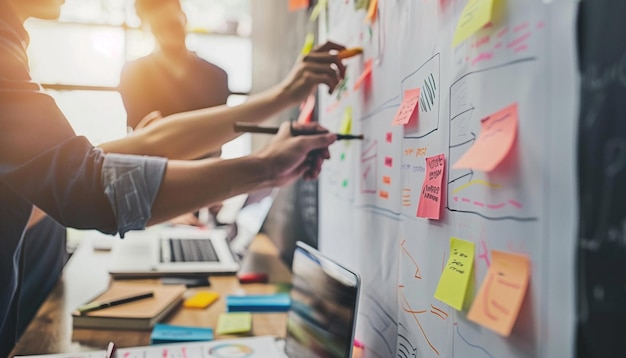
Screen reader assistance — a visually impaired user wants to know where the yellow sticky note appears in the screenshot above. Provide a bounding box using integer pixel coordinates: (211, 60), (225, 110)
(339, 107), (353, 134)
(452, 0), (495, 46)
(309, 0), (328, 22)
(183, 291), (219, 309)
(216, 312), (252, 335)
(434, 238), (475, 310)
(301, 33), (315, 56)
(467, 250), (531, 336)
(452, 103), (518, 172)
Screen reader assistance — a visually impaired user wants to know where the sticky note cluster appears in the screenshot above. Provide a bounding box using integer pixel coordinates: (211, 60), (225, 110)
(433, 240), (531, 337)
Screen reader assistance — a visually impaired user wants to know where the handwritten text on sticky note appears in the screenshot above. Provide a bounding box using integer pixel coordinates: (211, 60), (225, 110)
(417, 154), (445, 220)
(392, 88), (421, 126)
(452, 103), (518, 172)
(434, 238), (475, 310)
(453, 0), (495, 46)
(467, 250), (530, 336)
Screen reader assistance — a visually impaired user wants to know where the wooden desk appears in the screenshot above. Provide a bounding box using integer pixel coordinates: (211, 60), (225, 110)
(10, 234), (291, 356)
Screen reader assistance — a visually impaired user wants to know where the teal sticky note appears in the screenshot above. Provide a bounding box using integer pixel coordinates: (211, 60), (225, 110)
(226, 293), (291, 313)
(150, 323), (214, 344)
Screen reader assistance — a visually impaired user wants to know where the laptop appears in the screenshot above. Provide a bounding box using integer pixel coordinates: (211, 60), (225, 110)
(282, 241), (361, 358)
(107, 189), (275, 278)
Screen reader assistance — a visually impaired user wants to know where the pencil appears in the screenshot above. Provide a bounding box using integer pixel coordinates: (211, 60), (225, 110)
(77, 291), (154, 314)
(233, 122), (364, 140)
(338, 47), (364, 60)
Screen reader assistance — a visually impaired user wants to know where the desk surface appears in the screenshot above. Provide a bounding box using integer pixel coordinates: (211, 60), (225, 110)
(10, 234), (291, 356)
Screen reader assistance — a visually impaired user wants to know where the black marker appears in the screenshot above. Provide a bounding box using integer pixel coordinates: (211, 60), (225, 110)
(77, 291), (154, 314)
(234, 122), (364, 140)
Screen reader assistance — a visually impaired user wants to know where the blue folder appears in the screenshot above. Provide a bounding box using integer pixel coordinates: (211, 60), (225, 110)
(226, 293), (291, 313)
(150, 323), (214, 344)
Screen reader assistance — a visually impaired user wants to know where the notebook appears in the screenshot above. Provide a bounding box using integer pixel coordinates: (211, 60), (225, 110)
(108, 189), (275, 278)
(71, 282), (185, 330)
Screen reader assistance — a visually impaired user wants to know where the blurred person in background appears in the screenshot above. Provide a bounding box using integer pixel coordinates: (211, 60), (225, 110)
(120, 0), (231, 226)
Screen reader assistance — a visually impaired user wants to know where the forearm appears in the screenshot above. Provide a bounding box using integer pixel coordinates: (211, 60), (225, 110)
(100, 86), (292, 159)
(148, 155), (273, 225)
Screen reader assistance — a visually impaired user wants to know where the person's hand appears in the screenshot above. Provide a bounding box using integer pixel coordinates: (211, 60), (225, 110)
(279, 41), (347, 105)
(256, 122), (336, 186)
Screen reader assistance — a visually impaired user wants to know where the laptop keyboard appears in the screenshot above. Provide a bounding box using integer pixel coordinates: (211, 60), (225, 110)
(163, 238), (219, 263)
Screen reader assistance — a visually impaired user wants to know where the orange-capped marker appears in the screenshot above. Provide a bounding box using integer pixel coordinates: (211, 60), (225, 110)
(338, 47), (364, 60)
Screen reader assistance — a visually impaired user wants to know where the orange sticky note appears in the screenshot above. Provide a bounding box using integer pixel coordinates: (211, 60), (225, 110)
(434, 238), (475, 310)
(452, 103), (518, 172)
(366, 0), (378, 23)
(417, 154), (445, 220)
(297, 94), (316, 123)
(289, 0), (310, 12)
(392, 89), (421, 126)
(467, 250), (530, 336)
(353, 59), (373, 91)
(452, 0), (495, 46)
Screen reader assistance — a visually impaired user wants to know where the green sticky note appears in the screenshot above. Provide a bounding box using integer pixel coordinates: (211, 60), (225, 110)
(216, 312), (252, 335)
(434, 237), (475, 310)
(342, 179), (349, 187)
(339, 107), (353, 135)
(452, 0), (495, 46)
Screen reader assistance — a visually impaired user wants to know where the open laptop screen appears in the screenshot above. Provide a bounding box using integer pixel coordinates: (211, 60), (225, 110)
(285, 242), (360, 358)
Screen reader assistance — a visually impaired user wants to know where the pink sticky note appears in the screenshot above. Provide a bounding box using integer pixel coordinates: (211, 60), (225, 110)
(392, 89), (421, 126)
(384, 156), (393, 167)
(467, 250), (530, 336)
(453, 103), (518, 172)
(417, 154), (445, 220)
(353, 59), (373, 91)
(297, 94), (316, 123)
(386, 132), (393, 143)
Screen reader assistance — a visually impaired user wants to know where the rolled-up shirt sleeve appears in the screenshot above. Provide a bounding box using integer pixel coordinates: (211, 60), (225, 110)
(101, 154), (167, 237)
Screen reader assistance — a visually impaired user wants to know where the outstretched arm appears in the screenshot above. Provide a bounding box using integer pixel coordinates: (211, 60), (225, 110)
(147, 122), (335, 225)
(100, 42), (346, 160)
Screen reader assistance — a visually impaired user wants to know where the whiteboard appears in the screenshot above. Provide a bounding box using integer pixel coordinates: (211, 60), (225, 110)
(318, 0), (579, 357)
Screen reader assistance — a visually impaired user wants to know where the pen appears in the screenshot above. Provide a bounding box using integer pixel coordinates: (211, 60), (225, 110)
(77, 291), (154, 314)
(105, 341), (116, 358)
(337, 47), (364, 60)
(233, 122), (364, 140)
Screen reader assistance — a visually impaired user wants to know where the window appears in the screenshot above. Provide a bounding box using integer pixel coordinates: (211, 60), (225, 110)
(26, 0), (251, 155)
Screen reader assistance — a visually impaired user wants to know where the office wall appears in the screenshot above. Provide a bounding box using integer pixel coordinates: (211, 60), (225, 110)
(318, 0), (579, 357)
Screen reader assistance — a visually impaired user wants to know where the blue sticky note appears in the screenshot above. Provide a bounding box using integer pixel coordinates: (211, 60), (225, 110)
(226, 293), (291, 313)
(150, 323), (214, 344)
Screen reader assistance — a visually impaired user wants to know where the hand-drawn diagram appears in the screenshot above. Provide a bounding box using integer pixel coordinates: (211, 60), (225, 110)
(403, 53), (441, 139)
(398, 239), (450, 357)
(447, 58), (539, 221)
(361, 140), (378, 194)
